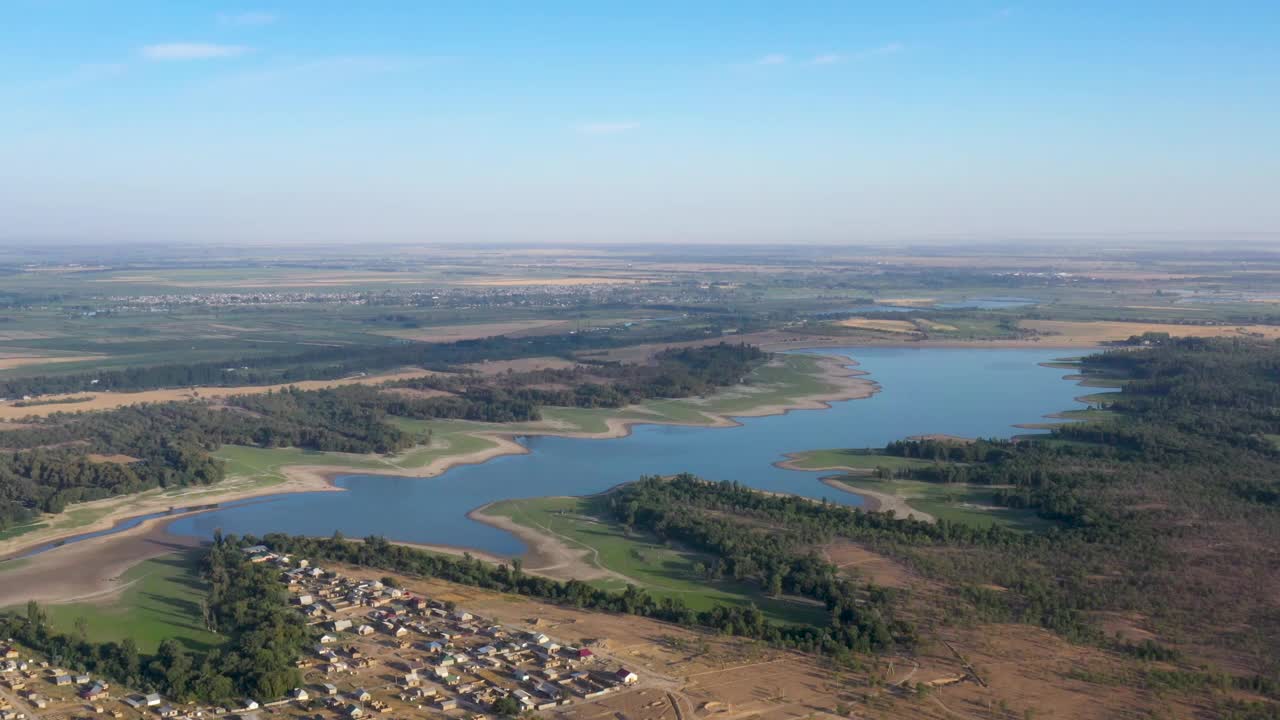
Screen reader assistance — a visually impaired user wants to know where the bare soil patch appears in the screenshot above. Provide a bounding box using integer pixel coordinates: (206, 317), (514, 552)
(821, 540), (918, 590)
(85, 453), (140, 464)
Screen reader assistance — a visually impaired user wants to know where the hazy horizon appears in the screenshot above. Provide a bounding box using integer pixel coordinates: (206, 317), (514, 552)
(3, 1), (1278, 245)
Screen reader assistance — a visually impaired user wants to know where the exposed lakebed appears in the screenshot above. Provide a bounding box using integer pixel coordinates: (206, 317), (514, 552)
(167, 347), (1090, 557)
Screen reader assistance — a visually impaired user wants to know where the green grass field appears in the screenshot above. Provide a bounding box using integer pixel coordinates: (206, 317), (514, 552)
(486, 496), (829, 625)
(36, 548), (222, 653)
(827, 476), (1051, 531)
(0, 521), (48, 541)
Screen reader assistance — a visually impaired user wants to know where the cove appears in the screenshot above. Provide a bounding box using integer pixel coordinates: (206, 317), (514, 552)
(168, 347), (1089, 556)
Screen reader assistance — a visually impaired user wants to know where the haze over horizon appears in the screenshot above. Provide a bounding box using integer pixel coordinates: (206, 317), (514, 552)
(3, 1), (1277, 245)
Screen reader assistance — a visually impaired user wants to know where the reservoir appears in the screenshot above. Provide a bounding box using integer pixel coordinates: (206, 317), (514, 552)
(168, 347), (1089, 556)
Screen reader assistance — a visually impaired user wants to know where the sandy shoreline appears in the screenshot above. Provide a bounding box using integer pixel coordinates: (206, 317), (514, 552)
(772, 452), (937, 523)
(465, 503), (623, 582)
(0, 467), (341, 560)
(819, 476), (936, 523)
(0, 512), (204, 607)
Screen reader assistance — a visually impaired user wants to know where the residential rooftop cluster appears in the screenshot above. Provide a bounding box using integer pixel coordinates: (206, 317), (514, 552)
(263, 546), (644, 717)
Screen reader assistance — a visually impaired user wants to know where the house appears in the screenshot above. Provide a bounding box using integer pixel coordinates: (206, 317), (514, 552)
(74, 673), (91, 684)
(355, 625), (375, 636)
(124, 693), (163, 709)
(239, 699), (260, 711)
(399, 672), (420, 688)
(289, 688), (309, 702)
(54, 674), (73, 686)
(574, 648), (593, 659)
(156, 704), (181, 718)
(511, 669), (530, 683)
(294, 594), (314, 606)
(322, 683), (339, 696)
(351, 689), (372, 703)
(319, 634), (338, 644)
(435, 699), (457, 711)
(344, 704), (364, 719)
(614, 668), (639, 685)
(81, 682), (110, 700)
(331, 619), (353, 632)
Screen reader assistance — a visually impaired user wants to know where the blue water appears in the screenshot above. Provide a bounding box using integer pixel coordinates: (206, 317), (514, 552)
(167, 347), (1085, 556)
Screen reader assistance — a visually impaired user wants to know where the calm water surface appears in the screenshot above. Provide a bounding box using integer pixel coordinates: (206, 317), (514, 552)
(169, 348), (1085, 555)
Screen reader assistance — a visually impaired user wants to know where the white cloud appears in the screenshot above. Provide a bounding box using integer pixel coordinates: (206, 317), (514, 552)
(575, 122), (640, 136)
(140, 43), (252, 61)
(755, 53), (788, 66)
(217, 11), (278, 26)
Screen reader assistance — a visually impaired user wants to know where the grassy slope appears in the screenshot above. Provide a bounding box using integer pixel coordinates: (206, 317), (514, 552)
(37, 548), (222, 653)
(486, 496), (829, 626)
(784, 449), (1050, 531)
(826, 476), (1052, 531)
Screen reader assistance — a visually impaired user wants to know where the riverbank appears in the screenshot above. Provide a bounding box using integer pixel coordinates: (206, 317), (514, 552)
(466, 502), (624, 582)
(0, 512), (203, 608)
(0, 466), (340, 560)
(819, 476), (936, 523)
(0, 351), (871, 566)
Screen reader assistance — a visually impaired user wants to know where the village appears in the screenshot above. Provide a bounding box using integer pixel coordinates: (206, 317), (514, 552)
(1, 545), (648, 720)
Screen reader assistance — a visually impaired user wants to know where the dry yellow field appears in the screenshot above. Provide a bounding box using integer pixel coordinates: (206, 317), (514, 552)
(0, 368), (436, 420)
(0, 353), (104, 370)
(837, 318), (920, 333)
(877, 297), (937, 306)
(453, 276), (645, 286)
(1020, 319), (1280, 343)
(376, 320), (571, 342)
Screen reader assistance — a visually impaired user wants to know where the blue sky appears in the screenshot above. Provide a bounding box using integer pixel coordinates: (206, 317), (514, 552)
(2, 1), (1277, 244)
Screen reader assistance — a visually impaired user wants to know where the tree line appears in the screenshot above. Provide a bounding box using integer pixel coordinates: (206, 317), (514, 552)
(0, 537), (306, 703)
(0, 344), (768, 531)
(0, 324), (725, 398)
